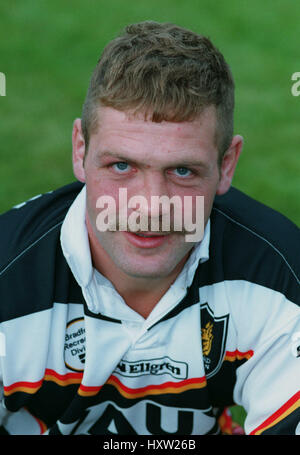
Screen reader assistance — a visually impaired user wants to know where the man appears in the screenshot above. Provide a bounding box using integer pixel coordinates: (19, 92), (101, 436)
(0, 21), (299, 435)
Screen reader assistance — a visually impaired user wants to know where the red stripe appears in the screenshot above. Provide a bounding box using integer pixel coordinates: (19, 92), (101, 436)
(250, 391), (300, 435)
(4, 369), (83, 393)
(4, 371), (206, 396)
(44, 368), (83, 381)
(108, 374), (206, 393)
(25, 407), (47, 434)
(4, 379), (43, 392)
(225, 349), (254, 358)
(78, 375), (206, 394)
(79, 384), (102, 392)
(36, 418), (47, 434)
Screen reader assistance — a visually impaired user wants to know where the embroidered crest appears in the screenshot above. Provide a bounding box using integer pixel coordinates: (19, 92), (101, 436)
(201, 303), (229, 378)
(201, 321), (214, 356)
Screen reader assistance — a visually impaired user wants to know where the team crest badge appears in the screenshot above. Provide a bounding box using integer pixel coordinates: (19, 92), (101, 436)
(201, 303), (229, 378)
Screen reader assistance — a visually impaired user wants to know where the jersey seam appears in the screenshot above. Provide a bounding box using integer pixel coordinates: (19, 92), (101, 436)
(213, 207), (299, 285)
(0, 221), (63, 277)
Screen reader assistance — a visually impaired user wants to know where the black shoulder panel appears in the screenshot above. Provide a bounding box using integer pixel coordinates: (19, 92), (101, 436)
(0, 181), (84, 322)
(0, 181), (84, 274)
(206, 187), (300, 304)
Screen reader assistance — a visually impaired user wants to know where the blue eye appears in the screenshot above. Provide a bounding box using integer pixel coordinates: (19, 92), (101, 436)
(174, 167), (192, 177)
(113, 162), (130, 172)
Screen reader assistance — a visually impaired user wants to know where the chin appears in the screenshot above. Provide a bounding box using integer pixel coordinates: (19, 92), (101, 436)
(118, 262), (172, 280)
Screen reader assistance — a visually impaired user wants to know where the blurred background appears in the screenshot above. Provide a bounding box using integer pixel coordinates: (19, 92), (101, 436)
(0, 0), (299, 225)
(0, 0), (299, 428)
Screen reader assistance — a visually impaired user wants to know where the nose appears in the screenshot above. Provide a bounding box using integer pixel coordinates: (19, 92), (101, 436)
(137, 171), (171, 219)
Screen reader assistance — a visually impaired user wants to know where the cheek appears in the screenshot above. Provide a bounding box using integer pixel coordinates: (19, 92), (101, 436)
(86, 171), (120, 205)
(85, 183), (119, 231)
(178, 184), (218, 224)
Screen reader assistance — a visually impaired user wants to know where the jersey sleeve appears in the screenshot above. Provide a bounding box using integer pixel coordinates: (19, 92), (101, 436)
(233, 311), (300, 435)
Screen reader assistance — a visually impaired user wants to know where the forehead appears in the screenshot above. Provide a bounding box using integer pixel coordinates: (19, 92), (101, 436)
(88, 105), (218, 163)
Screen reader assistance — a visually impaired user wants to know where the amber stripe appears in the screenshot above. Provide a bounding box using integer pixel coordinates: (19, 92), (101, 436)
(78, 375), (207, 398)
(4, 369), (83, 396)
(250, 392), (300, 435)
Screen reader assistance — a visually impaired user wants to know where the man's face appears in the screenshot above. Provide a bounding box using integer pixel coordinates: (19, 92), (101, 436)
(72, 106), (241, 280)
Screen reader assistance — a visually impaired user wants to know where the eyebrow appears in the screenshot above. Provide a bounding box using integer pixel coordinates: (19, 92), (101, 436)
(98, 150), (135, 162)
(97, 149), (210, 170)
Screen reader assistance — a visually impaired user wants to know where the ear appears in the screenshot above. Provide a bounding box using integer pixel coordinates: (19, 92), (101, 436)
(216, 134), (243, 196)
(72, 118), (86, 183)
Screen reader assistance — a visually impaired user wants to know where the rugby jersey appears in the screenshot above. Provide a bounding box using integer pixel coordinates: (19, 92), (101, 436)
(0, 181), (299, 435)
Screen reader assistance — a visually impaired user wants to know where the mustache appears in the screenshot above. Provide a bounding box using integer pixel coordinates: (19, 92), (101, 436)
(93, 193), (205, 242)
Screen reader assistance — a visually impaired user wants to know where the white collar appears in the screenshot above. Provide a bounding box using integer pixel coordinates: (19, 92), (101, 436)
(60, 184), (210, 316)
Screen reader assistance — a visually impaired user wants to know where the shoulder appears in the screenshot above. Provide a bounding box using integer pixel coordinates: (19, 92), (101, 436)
(0, 181), (84, 322)
(209, 186), (299, 304)
(0, 181), (84, 275)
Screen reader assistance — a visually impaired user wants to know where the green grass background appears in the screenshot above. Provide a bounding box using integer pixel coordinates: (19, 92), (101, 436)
(1, 0), (300, 429)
